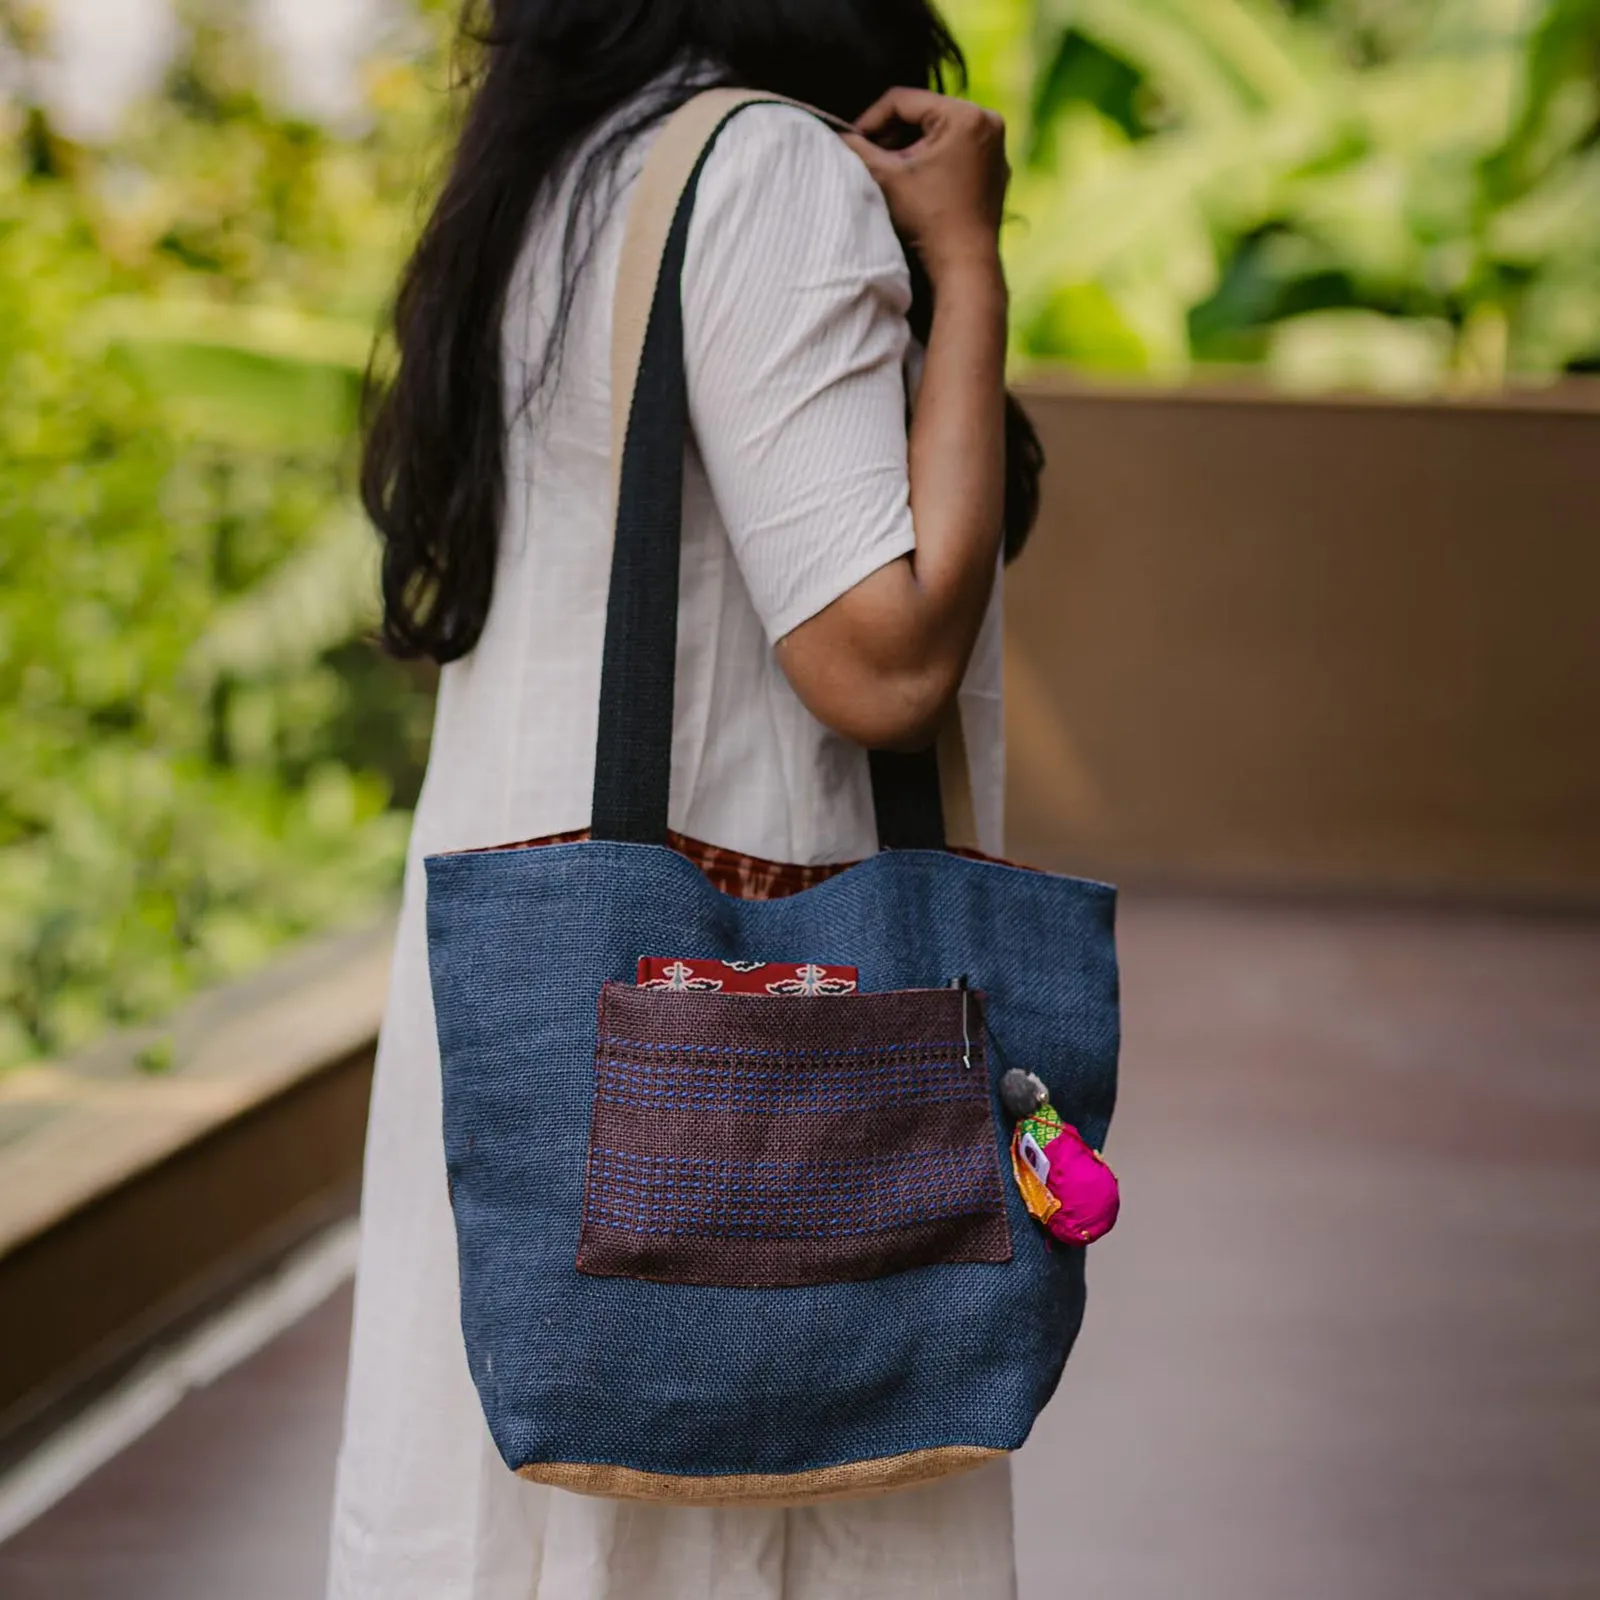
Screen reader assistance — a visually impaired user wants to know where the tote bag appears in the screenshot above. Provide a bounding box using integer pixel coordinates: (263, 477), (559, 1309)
(425, 89), (1120, 1507)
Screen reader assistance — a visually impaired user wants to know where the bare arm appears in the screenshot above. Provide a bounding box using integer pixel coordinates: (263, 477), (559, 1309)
(776, 89), (1011, 751)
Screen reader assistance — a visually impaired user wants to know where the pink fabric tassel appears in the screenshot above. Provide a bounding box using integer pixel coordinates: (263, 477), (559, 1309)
(1040, 1125), (1121, 1245)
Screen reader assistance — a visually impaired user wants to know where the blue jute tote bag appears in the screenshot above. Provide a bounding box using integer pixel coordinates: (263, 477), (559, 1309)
(425, 90), (1120, 1507)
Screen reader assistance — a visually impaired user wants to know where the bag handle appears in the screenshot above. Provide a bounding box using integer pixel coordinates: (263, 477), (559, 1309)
(592, 88), (979, 852)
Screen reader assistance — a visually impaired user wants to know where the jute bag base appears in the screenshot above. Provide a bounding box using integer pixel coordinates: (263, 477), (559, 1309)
(521, 1445), (1003, 1507)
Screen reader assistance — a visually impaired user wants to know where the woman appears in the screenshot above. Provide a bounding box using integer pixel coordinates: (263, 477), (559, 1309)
(329, 3), (1037, 1596)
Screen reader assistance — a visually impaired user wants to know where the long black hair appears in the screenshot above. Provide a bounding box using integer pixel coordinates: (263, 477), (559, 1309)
(366, 0), (1042, 663)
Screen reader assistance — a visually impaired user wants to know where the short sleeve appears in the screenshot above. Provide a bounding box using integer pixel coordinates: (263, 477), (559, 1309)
(681, 106), (917, 644)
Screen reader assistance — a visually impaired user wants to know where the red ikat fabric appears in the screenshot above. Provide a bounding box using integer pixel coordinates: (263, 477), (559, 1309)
(635, 957), (859, 994)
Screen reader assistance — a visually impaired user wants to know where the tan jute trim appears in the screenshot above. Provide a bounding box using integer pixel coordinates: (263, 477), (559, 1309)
(518, 1444), (1004, 1507)
(607, 88), (981, 852)
(609, 89), (779, 491)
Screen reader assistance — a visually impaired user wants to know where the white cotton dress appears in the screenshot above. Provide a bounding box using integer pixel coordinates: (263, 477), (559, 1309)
(325, 99), (1015, 1600)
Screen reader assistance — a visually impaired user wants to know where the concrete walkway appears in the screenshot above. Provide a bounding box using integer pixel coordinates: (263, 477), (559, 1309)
(3, 894), (1597, 1598)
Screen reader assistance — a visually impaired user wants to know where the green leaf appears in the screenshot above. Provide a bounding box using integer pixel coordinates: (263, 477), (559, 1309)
(186, 506), (379, 687)
(1038, 0), (1325, 125)
(96, 298), (371, 449)
(1485, 0), (1600, 201)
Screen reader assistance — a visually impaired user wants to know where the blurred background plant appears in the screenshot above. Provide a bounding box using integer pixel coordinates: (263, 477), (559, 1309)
(949, 0), (1600, 388)
(0, 1), (448, 1069)
(1, 0), (1597, 1071)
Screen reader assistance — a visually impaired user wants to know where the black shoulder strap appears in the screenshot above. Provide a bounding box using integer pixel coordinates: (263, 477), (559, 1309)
(590, 98), (948, 850)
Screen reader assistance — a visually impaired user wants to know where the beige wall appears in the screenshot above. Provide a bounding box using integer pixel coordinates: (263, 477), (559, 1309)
(1005, 380), (1600, 904)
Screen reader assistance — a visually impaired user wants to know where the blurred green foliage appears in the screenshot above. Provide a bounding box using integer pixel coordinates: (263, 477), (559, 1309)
(946, 0), (1600, 389)
(3, 0), (1596, 1068)
(0, 5), (448, 1069)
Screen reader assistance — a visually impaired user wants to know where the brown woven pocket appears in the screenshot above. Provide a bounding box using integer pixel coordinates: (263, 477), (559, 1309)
(576, 983), (1012, 1288)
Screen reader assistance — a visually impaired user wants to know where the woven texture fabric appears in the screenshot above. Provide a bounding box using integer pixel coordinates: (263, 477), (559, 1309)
(576, 984), (1011, 1287)
(479, 828), (853, 899)
(425, 839), (1119, 1487)
(480, 826), (1025, 897)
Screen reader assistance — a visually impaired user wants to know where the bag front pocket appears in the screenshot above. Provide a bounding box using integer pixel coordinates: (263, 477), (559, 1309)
(576, 982), (1013, 1289)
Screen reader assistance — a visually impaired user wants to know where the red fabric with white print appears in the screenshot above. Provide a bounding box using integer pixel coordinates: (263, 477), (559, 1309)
(635, 957), (859, 995)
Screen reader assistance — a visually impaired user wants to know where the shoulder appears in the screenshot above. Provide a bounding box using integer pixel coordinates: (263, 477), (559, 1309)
(701, 102), (871, 192)
(690, 103), (908, 288)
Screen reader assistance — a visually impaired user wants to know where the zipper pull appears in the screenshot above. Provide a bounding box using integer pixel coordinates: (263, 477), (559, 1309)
(948, 975), (972, 1070)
